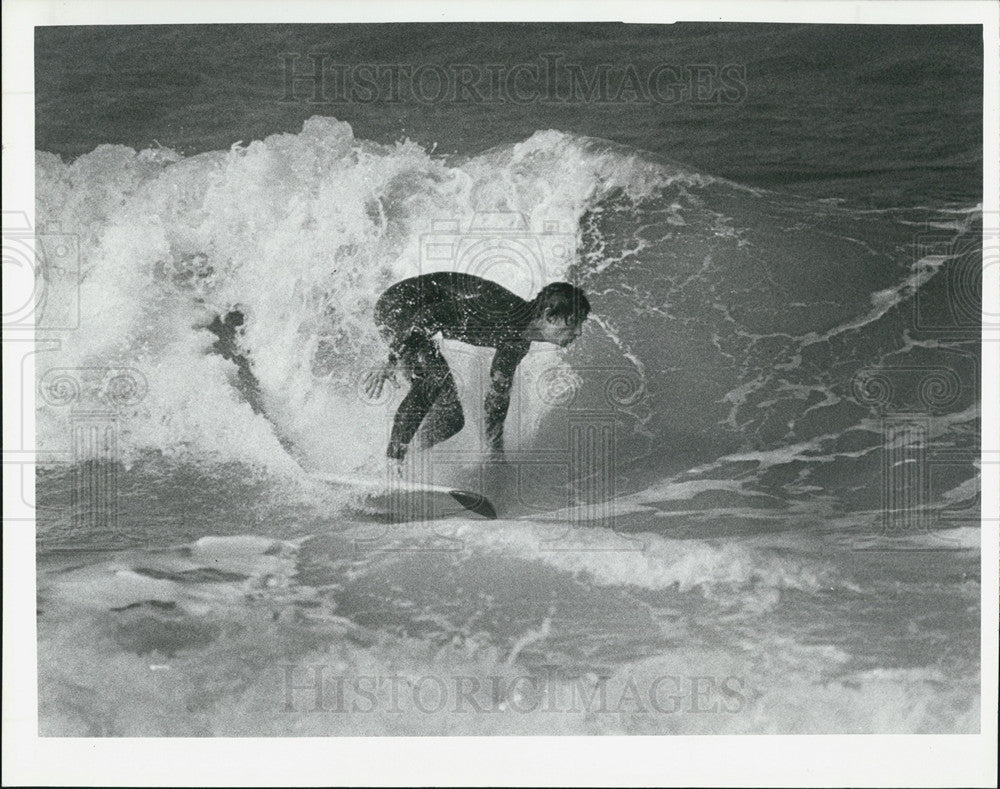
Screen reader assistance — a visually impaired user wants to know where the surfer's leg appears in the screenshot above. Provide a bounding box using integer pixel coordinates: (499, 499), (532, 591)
(415, 364), (464, 451)
(387, 341), (463, 460)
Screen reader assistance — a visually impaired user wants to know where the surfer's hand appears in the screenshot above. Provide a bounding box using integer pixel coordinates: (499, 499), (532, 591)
(363, 363), (398, 399)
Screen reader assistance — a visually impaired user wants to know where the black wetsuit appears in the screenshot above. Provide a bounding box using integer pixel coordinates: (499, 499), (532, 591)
(374, 272), (533, 460)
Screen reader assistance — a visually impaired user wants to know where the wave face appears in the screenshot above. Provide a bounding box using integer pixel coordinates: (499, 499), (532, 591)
(36, 116), (979, 521)
(36, 118), (692, 474)
(33, 117), (981, 737)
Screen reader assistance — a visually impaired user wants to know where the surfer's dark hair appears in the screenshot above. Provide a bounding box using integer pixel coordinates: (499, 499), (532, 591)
(532, 282), (590, 324)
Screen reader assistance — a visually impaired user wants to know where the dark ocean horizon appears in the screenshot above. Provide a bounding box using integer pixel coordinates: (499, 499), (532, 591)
(36, 23), (982, 208)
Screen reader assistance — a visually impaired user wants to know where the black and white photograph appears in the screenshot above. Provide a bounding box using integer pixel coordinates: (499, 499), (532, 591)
(3, 1), (997, 785)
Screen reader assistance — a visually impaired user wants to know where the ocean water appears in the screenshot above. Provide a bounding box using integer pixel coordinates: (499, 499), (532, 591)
(33, 24), (982, 735)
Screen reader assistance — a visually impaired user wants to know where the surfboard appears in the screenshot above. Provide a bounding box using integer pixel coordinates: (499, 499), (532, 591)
(310, 472), (497, 520)
(200, 322), (496, 519)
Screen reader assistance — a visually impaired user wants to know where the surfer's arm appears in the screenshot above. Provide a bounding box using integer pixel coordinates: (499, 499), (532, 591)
(363, 333), (414, 399)
(363, 338), (407, 399)
(484, 342), (529, 453)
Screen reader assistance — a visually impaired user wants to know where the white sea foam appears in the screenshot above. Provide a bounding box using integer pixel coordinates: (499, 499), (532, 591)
(341, 516), (851, 596)
(36, 118), (699, 473)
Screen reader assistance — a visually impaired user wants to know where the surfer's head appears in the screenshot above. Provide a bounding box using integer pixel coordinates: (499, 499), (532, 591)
(529, 282), (590, 347)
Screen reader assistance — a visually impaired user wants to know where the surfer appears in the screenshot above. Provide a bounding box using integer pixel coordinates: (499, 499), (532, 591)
(364, 273), (590, 463)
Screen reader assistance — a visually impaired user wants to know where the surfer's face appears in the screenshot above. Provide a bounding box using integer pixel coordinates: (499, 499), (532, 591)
(541, 315), (584, 347)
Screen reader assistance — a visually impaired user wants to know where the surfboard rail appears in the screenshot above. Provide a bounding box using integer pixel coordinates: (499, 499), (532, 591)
(309, 472), (497, 519)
